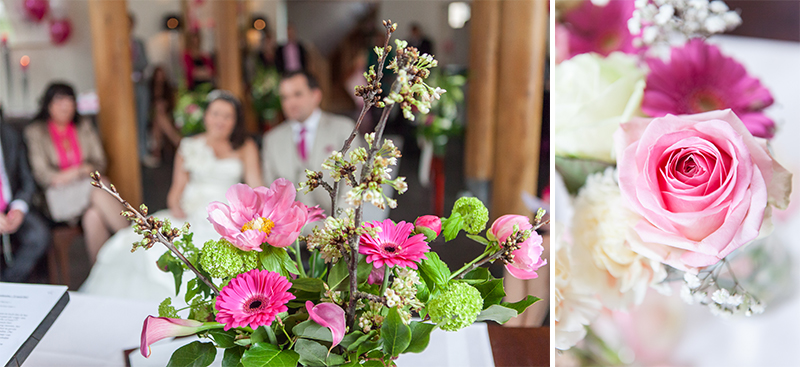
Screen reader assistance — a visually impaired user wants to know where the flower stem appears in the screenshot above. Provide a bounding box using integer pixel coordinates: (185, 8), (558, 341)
(265, 325), (278, 345)
(380, 266), (391, 296)
(449, 250), (491, 281)
(452, 250), (506, 280)
(294, 238), (307, 278)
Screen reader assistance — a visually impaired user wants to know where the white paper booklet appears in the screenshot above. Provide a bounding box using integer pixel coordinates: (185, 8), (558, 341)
(0, 283), (69, 367)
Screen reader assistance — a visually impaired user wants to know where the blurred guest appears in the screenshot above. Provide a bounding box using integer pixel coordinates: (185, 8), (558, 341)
(0, 105), (50, 282)
(24, 83), (127, 264)
(262, 71), (361, 213)
(129, 13), (152, 167)
(275, 25), (308, 74)
(258, 28), (277, 69)
(409, 23), (434, 56)
(183, 32), (215, 90)
(81, 91), (262, 300)
(147, 66), (181, 165)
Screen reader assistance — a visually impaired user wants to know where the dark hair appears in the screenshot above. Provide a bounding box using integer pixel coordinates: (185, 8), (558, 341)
(281, 70), (319, 90)
(206, 90), (247, 149)
(33, 82), (80, 123)
(149, 66), (175, 112)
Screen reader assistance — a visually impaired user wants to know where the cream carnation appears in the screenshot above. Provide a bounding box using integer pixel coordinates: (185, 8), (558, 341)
(554, 224), (602, 350)
(553, 52), (646, 163)
(572, 168), (667, 310)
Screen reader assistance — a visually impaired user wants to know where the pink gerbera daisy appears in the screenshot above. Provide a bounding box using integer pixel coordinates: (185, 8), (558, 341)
(560, 0), (638, 59)
(207, 179), (308, 251)
(359, 219), (430, 269)
(642, 39), (775, 138)
(215, 269), (295, 331)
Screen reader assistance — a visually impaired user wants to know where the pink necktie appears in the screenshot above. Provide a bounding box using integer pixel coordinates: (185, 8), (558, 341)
(0, 176), (7, 213)
(298, 126), (307, 161)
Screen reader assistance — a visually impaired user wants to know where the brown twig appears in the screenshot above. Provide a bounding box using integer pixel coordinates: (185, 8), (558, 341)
(354, 291), (386, 305)
(90, 172), (221, 295)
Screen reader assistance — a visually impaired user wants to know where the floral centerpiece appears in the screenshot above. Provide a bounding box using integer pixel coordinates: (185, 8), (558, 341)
(92, 21), (546, 367)
(553, 0), (792, 364)
(250, 65), (282, 130)
(174, 83), (214, 136)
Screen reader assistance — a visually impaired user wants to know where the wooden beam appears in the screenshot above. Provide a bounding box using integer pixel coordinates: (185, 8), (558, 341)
(88, 0), (142, 205)
(464, 0), (502, 182)
(491, 0), (547, 218)
(213, 0), (257, 132)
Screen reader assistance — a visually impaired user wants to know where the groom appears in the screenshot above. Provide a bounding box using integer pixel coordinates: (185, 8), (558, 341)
(0, 108), (51, 282)
(262, 71), (362, 214)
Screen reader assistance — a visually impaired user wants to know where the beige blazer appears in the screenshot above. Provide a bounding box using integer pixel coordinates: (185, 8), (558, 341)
(262, 111), (363, 214)
(24, 118), (107, 188)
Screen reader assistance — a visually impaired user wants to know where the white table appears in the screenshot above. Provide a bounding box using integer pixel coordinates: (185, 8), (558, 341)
(22, 292), (494, 367)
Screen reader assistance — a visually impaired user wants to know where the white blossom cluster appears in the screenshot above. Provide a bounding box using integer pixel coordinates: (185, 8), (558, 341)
(383, 268), (424, 313)
(680, 272), (765, 318)
(629, 0), (742, 46)
(346, 138), (406, 210)
(357, 300), (385, 333)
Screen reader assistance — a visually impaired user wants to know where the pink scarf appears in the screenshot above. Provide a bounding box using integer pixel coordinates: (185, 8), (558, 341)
(48, 120), (83, 170)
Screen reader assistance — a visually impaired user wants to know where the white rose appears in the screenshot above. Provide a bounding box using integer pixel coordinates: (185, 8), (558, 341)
(571, 168), (667, 310)
(554, 224), (602, 350)
(553, 52), (646, 163)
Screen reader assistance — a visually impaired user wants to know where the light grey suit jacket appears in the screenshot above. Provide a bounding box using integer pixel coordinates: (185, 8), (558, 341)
(262, 111), (363, 214)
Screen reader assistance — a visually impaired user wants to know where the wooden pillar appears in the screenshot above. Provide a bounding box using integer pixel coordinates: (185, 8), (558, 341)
(491, 0), (547, 219)
(492, 0), (549, 328)
(464, 0), (501, 183)
(214, 0), (257, 132)
(88, 0), (142, 205)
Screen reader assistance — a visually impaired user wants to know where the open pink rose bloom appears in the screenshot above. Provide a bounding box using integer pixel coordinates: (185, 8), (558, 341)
(489, 214), (547, 280)
(207, 179), (309, 251)
(615, 110), (791, 272)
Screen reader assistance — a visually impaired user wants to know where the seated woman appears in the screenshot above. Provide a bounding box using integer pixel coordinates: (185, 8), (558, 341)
(147, 65), (182, 165)
(24, 82), (128, 264)
(80, 91), (262, 301)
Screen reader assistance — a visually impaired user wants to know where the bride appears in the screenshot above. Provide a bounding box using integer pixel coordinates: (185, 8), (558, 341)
(80, 91), (262, 301)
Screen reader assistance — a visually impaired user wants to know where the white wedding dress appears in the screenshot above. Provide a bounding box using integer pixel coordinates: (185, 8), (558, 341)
(80, 136), (244, 301)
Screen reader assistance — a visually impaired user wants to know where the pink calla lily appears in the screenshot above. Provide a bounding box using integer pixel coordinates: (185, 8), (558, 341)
(140, 316), (208, 358)
(305, 301), (346, 348)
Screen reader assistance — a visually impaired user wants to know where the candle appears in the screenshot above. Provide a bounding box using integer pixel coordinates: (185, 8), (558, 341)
(20, 55), (29, 111)
(20, 55), (30, 71)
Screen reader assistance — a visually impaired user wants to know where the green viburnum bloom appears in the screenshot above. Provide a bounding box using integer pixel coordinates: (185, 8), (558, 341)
(158, 298), (179, 318)
(427, 282), (482, 331)
(452, 197), (489, 234)
(199, 239), (258, 279)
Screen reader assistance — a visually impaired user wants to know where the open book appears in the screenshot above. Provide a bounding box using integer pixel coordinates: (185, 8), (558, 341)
(0, 283), (69, 367)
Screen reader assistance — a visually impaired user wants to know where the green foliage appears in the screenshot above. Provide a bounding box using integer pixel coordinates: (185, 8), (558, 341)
(405, 322), (436, 353)
(501, 295), (541, 315)
(471, 279), (506, 310)
(222, 346), (245, 367)
(175, 83), (213, 136)
(259, 246), (300, 277)
(475, 304), (519, 324)
(293, 319), (333, 343)
(418, 252), (451, 294)
(416, 226), (438, 242)
(241, 343), (299, 367)
(208, 329), (238, 349)
(166, 341), (216, 367)
(327, 260), (349, 291)
(441, 212), (465, 242)
(294, 338), (346, 366)
(157, 251), (185, 296)
(381, 307), (411, 356)
(466, 234), (490, 246)
(158, 297), (179, 318)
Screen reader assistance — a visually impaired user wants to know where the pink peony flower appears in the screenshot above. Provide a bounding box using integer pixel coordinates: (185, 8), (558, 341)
(207, 179), (308, 251)
(642, 39), (775, 138)
(560, 0), (638, 59)
(488, 215), (547, 280)
(306, 205), (327, 225)
(305, 301), (346, 348)
(140, 316), (206, 357)
(414, 215), (442, 237)
(359, 219), (430, 269)
(615, 110), (791, 272)
(215, 269), (296, 330)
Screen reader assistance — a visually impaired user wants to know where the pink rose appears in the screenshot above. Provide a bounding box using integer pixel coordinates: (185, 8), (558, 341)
(414, 215), (442, 238)
(615, 110), (791, 272)
(488, 215), (547, 279)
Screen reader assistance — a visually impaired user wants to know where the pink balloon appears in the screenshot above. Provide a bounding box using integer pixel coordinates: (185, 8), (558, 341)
(23, 0), (49, 22)
(49, 19), (72, 45)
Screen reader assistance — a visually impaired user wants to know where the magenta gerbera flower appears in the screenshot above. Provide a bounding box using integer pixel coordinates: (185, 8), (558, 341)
(561, 0), (638, 59)
(207, 179), (308, 251)
(215, 269), (295, 331)
(359, 219), (430, 269)
(642, 39), (775, 138)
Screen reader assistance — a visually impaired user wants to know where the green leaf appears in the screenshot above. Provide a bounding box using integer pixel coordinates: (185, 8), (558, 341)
(381, 307), (411, 356)
(260, 246), (299, 277)
(416, 226), (438, 242)
(185, 278), (199, 304)
(466, 234), (490, 246)
(170, 265), (184, 296)
(441, 212), (464, 242)
(416, 276), (430, 303)
(464, 267), (491, 281)
(472, 279), (506, 309)
(166, 341), (216, 367)
(294, 338), (346, 366)
(327, 260), (349, 291)
(501, 295), (541, 315)
(475, 304), (519, 324)
(293, 319), (333, 342)
(290, 277), (324, 293)
(344, 330), (377, 352)
(357, 339), (381, 357)
(418, 252), (451, 291)
(222, 346), (245, 367)
(241, 343), (299, 367)
(208, 329), (238, 349)
(250, 326), (268, 345)
(405, 322), (436, 354)
(356, 256), (372, 285)
(339, 331), (364, 350)
(157, 251), (175, 272)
